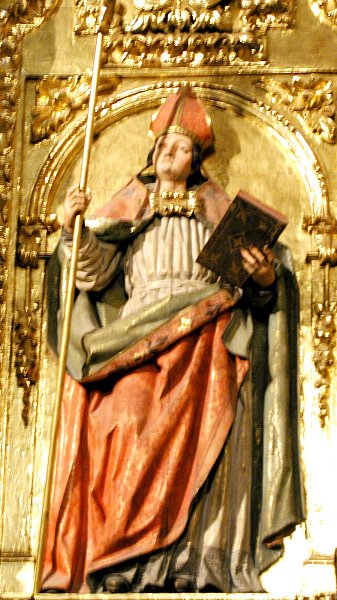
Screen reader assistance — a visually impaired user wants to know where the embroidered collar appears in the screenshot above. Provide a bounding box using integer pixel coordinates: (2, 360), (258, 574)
(148, 190), (204, 217)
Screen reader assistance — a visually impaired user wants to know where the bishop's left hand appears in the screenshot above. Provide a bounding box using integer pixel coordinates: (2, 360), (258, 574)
(241, 245), (275, 288)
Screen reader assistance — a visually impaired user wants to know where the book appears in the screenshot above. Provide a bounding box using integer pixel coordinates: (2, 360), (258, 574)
(196, 189), (288, 287)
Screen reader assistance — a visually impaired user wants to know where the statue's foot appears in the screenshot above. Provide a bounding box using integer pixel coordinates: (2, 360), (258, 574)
(103, 574), (131, 593)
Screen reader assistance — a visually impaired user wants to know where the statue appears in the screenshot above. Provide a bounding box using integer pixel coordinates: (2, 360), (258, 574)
(41, 88), (305, 593)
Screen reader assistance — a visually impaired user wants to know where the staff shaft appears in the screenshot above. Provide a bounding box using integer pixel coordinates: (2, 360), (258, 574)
(33, 32), (103, 595)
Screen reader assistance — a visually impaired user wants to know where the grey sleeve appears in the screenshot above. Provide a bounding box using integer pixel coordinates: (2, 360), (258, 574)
(62, 227), (122, 292)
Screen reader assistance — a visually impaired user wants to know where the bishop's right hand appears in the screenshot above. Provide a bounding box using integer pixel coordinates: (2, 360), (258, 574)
(63, 185), (92, 233)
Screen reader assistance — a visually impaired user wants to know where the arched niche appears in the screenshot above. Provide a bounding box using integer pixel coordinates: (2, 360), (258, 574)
(28, 81), (334, 595)
(29, 81), (326, 298)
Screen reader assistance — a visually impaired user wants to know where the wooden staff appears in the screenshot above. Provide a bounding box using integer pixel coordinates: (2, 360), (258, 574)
(33, 31), (103, 595)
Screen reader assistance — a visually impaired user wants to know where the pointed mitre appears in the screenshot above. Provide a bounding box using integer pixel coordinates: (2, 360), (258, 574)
(149, 87), (213, 149)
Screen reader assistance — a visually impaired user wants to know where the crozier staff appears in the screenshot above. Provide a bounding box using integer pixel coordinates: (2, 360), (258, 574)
(42, 88), (304, 593)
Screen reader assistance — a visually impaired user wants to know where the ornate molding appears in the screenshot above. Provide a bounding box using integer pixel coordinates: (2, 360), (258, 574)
(240, 0), (294, 33)
(0, 226), (9, 324)
(310, 0), (337, 28)
(16, 215), (59, 268)
(31, 76), (119, 143)
(74, 0), (294, 66)
(313, 301), (336, 425)
(0, 0), (61, 38)
(104, 2), (262, 67)
(14, 308), (39, 427)
(303, 215), (337, 426)
(0, 0), (60, 399)
(15, 214), (59, 425)
(74, 0), (116, 34)
(104, 31), (265, 67)
(257, 76), (336, 144)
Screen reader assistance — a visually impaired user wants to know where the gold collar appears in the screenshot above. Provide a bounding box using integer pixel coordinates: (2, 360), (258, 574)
(148, 190), (203, 217)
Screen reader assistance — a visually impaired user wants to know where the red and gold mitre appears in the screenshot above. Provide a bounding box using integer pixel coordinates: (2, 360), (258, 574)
(149, 88), (213, 149)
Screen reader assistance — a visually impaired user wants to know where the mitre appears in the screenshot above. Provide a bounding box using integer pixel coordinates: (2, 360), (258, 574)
(149, 87), (214, 149)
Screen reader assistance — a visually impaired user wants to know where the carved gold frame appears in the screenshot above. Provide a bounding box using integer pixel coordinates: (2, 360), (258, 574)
(10, 79), (330, 597)
(2, 0), (337, 593)
(3, 62), (337, 600)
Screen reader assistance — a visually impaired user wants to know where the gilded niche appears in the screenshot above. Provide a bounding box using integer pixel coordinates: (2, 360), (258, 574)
(74, 0), (295, 66)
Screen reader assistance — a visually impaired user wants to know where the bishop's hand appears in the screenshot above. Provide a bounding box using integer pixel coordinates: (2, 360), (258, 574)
(240, 245), (275, 288)
(63, 185), (92, 234)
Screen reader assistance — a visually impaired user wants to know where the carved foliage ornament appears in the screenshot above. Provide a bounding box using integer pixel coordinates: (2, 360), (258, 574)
(14, 307), (39, 427)
(0, 0), (61, 222)
(31, 75), (119, 143)
(74, 0), (294, 66)
(74, 0), (117, 34)
(15, 214), (60, 425)
(16, 214), (59, 268)
(0, 0), (60, 424)
(303, 216), (337, 426)
(310, 0), (337, 27)
(258, 76), (336, 144)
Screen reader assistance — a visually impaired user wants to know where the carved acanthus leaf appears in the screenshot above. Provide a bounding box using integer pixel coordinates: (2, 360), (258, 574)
(0, 226), (9, 309)
(31, 75), (119, 143)
(303, 216), (337, 426)
(0, 0), (61, 37)
(14, 307), (39, 427)
(104, 30), (264, 67)
(257, 77), (336, 144)
(123, 3), (232, 33)
(239, 0), (294, 33)
(14, 214), (59, 425)
(310, 0), (337, 27)
(312, 302), (336, 426)
(74, 0), (116, 34)
(16, 214), (60, 268)
(94, 0), (294, 66)
(0, 0), (60, 370)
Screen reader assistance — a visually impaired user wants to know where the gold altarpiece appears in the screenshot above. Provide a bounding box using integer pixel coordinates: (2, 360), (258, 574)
(1, 0), (337, 597)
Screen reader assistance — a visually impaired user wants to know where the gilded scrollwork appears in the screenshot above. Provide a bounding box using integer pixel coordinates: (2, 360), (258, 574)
(31, 75), (119, 143)
(0, 1), (57, 35)
(0, 16), (17, 354)
(257, 76), (336, 144)
(0, 225), (9, 266)
(310, 0), (337, 28)
(104, 32), (264, 67)
(0, 0), (60, 388)
(73, 0), (295, 66)
(303, 216), (337, 426)
(0, 226), (9, 324)
(312, 301), (336, 426)
(239, 0), (294, 33)
(16, 214), (60, 268)
(15, 214), (59, 424)
(14, 307), (39, 427)
(74, 0), (116, 34)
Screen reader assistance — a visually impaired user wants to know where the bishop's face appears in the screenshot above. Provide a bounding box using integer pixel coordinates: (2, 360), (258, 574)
(153, 132), (193, 187)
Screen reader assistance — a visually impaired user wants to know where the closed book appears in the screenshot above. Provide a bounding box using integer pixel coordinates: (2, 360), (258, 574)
(197, 189), (288, 287)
